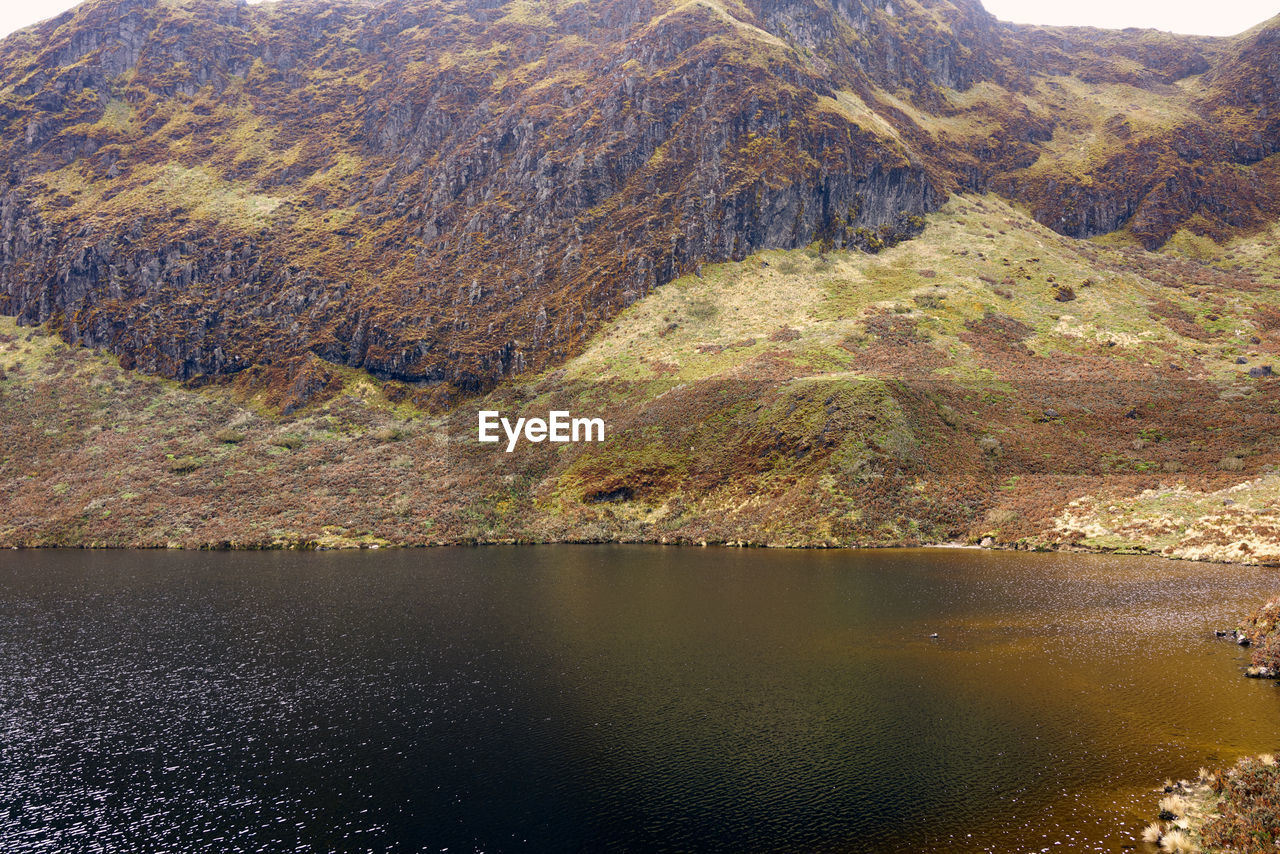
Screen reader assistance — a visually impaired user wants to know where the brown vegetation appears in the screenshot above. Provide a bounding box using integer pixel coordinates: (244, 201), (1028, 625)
(0, 0), (1278, 402)
(1199, 755), (1280, 854)
(1239, 599), (1280, 675)
(2, 187), (1278, 552)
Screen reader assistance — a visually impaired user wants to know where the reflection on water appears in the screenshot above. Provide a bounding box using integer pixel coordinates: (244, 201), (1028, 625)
(0, 546), (1277, 853)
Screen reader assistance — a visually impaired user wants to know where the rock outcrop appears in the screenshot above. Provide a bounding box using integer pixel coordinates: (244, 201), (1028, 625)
(0, 0), (1276, 396)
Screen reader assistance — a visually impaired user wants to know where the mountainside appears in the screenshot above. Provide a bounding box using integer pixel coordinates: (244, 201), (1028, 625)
(0, 0), (1278, 398)
(1, 0), (1279, 558)
(3, 194), (1278, 556)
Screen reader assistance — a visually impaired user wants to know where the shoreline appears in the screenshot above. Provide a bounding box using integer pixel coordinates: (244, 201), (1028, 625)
(3, 536), (1277, 568)
(1139, 596), (1280, 852)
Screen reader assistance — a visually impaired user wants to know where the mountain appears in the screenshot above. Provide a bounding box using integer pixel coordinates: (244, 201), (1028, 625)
(0, 0), (1278, 557)
(1, 0), (1277, 395)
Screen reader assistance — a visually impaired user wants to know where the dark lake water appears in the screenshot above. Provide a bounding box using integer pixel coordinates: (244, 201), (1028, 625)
(1, 546), (1278, 853)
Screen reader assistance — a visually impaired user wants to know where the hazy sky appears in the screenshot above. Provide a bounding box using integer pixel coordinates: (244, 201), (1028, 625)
(980, 0), (1277, 35)
(0, 0), (1276, 39)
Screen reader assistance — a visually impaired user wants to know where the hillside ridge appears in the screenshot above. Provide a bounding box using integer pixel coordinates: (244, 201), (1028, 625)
(3, 193), (1277, 558)
(0, 0), (1277, 397)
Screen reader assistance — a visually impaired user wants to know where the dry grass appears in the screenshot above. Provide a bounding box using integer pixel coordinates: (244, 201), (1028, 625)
(1197, 754), (1280, 853)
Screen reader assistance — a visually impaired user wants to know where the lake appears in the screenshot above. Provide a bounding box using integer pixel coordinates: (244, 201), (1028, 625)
(0, 546), (1277, 853)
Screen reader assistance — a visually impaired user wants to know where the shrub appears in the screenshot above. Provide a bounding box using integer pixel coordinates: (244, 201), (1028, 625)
(687, 298), (718, 321)
(1254, 634), (1280, 673)
(776, 257), (803, 275)
(1240, 598), (1280, 670)
(984, 508), (1019, 528)
(914, 290), (944, 309)
(1248, 604), (1280, 676)
(1200, 756), (1280, 853)
(768, 326), (802, 343)
(166, 455), (202, 474)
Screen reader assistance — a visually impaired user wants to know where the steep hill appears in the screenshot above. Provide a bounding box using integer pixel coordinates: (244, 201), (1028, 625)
(3, 194), (1277, 558)
(0, 0), (1278, 397)
(1, 0), (1279, 558)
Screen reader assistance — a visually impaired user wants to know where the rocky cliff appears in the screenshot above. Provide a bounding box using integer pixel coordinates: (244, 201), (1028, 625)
(0, 0), (1276, 398)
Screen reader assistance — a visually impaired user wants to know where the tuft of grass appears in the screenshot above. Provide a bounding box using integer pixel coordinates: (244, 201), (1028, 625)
(1159, 795), (1190, 818)
(1159, 829), (1197, 853)
(166, 456), (202, 474)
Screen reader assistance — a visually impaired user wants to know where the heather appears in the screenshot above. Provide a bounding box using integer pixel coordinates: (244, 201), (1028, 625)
(3, 195), (1277, 553)
(1148, 756), (1280, 854)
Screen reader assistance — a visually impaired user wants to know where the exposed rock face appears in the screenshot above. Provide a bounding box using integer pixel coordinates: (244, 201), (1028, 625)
(0, 0), (1276, 394)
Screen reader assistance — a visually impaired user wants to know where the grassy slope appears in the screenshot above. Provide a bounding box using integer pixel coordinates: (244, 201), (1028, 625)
(0, 319), (444, 547)
(510, 193), (1280, 556)
(2, 193), (1277, 555)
